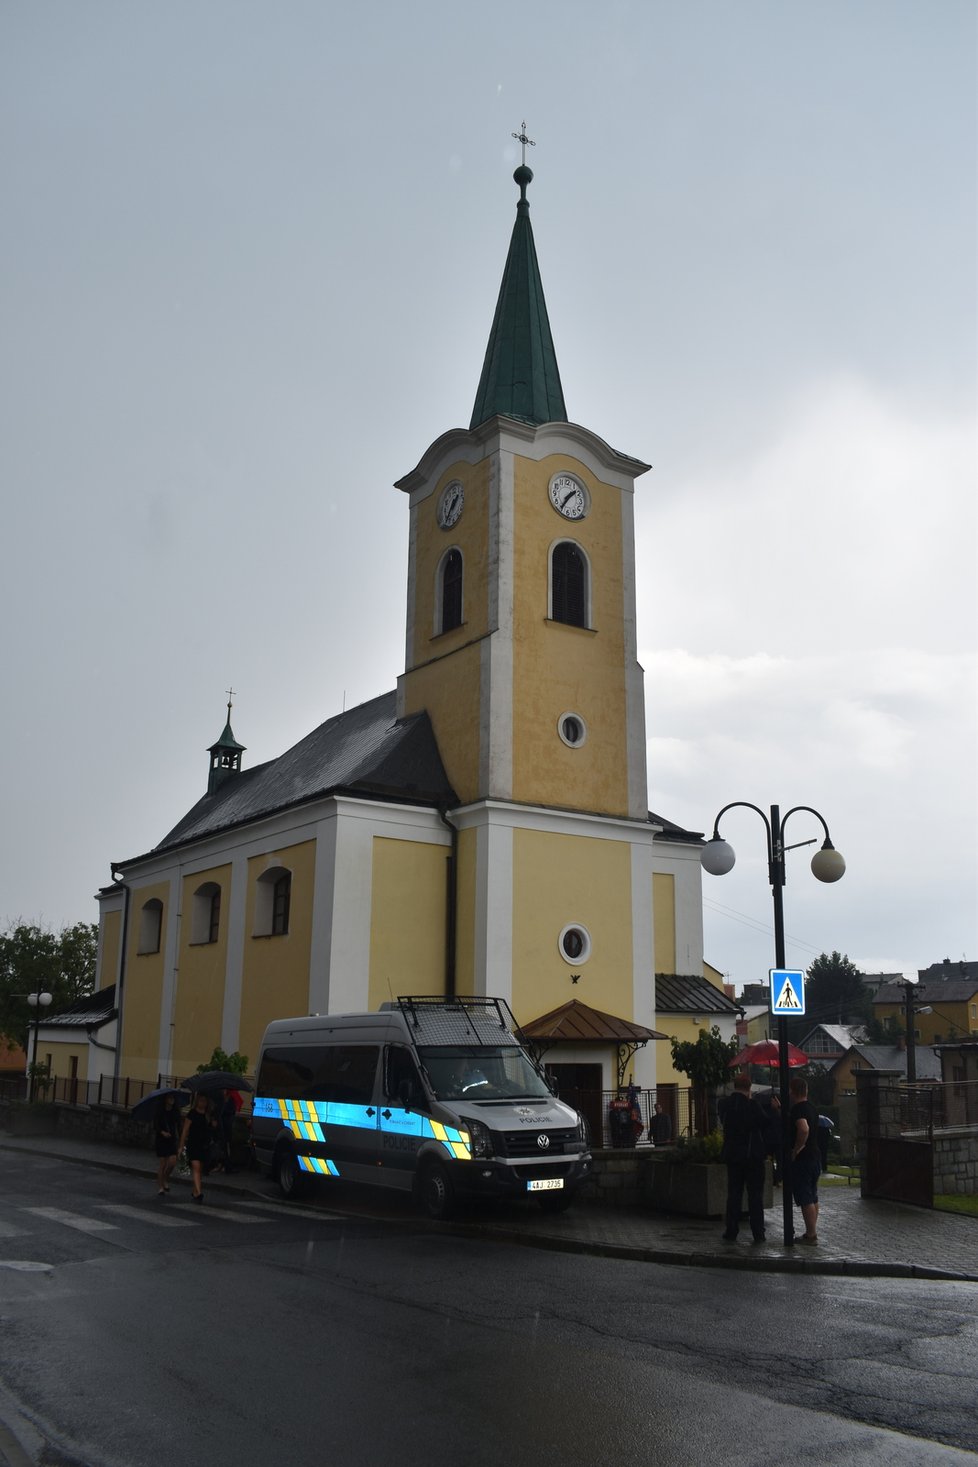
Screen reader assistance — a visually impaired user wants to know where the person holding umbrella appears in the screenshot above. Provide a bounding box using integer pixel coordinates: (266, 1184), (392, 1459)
(179, 1090), (218, 1203)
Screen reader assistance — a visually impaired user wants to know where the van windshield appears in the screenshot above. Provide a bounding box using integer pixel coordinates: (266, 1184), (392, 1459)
(418, 1046), (552, 1102)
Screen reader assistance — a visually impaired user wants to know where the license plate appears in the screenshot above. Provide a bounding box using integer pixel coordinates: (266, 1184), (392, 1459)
(527, 1178), (564, 1192)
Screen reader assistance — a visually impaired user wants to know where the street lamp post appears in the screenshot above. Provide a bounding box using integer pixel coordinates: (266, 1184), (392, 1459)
(26, 990), (53, 1102)
(701, 803), (845, 1246)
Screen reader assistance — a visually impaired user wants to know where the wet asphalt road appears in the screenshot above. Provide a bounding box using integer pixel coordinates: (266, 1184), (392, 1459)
(1, 1150), (977, 1466)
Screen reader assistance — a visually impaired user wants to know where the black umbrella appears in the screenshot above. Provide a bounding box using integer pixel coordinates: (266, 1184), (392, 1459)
(181, 1071), (254, 1094)
(130, 1086), (190, 1123)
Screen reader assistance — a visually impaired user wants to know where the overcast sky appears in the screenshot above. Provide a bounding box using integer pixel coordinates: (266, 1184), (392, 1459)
(2, 2), (974, 992)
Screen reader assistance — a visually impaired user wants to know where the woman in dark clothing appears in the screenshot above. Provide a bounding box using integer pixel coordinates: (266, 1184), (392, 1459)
(154, 1094), (180, 1196)
(179, 1092), (216, 1203)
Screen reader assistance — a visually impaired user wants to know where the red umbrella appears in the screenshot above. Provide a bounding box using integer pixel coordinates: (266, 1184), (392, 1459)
(729, 1039), (808, 1068)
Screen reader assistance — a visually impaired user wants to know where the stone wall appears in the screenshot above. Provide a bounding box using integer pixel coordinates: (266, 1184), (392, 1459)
(933, 1134), (978, 1195)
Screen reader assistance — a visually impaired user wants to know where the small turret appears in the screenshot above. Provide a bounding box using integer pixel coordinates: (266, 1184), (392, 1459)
(207, 692), (245, 794)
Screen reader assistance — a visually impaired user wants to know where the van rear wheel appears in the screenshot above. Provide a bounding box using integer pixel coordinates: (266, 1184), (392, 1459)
(419, 1160), (455, 1220)
(275, 1144), (309, 1200)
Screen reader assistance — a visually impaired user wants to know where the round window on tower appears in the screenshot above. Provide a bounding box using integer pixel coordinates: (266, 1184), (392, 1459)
(558, 925), (592, 965)
(557, 712), (587, 748)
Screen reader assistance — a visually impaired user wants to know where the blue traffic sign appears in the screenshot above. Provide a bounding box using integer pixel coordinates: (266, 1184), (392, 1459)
(770, 968), (805, 1016)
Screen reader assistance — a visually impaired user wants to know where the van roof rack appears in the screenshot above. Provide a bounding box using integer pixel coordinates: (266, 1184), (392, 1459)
(392, 995), (524, 1048)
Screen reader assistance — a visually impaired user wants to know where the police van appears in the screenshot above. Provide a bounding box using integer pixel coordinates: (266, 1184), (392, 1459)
(252, 995), (592, 1218)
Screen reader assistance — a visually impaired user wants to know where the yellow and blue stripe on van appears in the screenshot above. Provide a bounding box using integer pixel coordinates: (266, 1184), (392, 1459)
(253, 1096), (471, 1162)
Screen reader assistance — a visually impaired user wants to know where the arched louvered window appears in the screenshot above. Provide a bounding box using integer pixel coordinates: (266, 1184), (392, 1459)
(441, 549), (463, 633)
(551, 542), (588, 628)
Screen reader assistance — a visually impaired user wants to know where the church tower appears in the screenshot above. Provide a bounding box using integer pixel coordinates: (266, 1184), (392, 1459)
(396, 161), (649, 822)
(396, 154), (659, 1040)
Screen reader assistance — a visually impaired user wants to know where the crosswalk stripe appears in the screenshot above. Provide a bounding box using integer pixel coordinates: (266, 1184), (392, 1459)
(24, 1207), (119, 1234)
(169, 1201), (268, 1223)
(98, 1205), (197, 1229)
(0, 1220), (26, 1240)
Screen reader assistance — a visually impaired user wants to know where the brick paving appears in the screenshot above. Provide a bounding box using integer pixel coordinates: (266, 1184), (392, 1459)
(2, 1131), (976, 1282)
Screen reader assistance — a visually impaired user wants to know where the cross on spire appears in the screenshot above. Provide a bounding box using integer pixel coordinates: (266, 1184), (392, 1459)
(511, 122), (536, 166)
(225, 686), (236, 716)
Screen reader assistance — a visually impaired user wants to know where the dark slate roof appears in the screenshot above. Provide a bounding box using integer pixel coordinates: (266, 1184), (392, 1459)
(470, 166), (567, 430)
(136, 692), (456, 859)
(649, 810), (704, 843)
(520, 999), (667, 1045)
(874, 979), (978, 1005)
(832, 1043), (942, 1081)
(655, 974), (743, 1016)
(45, 985), (117, 1029)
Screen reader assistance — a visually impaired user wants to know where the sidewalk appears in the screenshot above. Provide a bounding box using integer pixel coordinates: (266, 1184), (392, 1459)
(2, 1129), (977, 1282)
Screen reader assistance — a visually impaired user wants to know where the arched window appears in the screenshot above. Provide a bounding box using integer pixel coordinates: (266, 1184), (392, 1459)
(137, 898), (163, 955)
(254, 866), (292, 937)
(439, 548), (463, 633)
(551, 542), (588, 628)
(190, 882), (221, 945)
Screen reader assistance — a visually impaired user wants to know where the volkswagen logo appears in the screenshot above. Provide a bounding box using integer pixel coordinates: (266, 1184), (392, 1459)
(536, 1133), (550, 1150)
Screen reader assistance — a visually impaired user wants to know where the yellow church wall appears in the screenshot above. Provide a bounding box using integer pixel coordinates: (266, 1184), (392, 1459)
(238, 841), (317, 1071)
(170, 864), (232, 1080)
(43, 1042), (90, 1083)
(510, 829), (633, 1023)
(653, 1016), (703, 1090)
(454, 826), (478, 996)
(368, 837), (448, 1009)
(653, 873), (676, 975)
(409, 459), (491, 664)
(511, 453), (630, 816)
(99, 908), (121, 994)
(399, 643), (483, 802)
(122, 881), (169, 1082)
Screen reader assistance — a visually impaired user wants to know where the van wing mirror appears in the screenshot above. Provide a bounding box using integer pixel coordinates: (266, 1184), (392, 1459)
(397, 1078), (415, 1111)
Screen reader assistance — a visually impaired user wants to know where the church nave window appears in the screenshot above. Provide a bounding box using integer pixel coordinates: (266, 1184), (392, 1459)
(137, 898), (163, 956)
(438, 548), (463, 634)
(254, 866), (292, 938)
(190, 882), (222, 945)
(550, 541), (589, 628)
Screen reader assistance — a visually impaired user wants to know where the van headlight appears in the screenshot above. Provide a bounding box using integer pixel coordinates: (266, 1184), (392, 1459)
(466, 1119), (493, 1159)
(576, 1112), (590, 1148)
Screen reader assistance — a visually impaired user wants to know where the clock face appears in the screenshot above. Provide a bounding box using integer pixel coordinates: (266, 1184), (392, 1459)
(437, 480), (464, 530)
(549, 473), (589, 520)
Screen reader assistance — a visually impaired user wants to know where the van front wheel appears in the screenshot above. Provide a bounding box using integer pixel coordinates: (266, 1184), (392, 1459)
(419, 1160), (455, 1220)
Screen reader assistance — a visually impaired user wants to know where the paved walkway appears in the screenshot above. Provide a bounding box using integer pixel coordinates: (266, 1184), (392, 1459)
(2, 1129), (976, 1282)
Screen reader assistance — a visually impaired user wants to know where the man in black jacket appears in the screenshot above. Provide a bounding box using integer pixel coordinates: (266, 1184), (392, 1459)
(720, 1068), (768, 1244)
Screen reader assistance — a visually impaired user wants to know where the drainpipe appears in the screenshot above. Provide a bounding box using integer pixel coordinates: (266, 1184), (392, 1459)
(437, 808), (458, 999)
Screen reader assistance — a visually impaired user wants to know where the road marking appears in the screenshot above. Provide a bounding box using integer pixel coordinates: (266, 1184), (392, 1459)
(97, 1205), (197, 1228)
(169, 1201), (268, 1223)
(0, 1261), (53, 1272)
(24, 1207), (119, 1234)
(0, 1221), (26, 1240)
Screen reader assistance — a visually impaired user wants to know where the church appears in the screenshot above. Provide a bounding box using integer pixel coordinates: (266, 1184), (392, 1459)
(85, 152), (720, 1120)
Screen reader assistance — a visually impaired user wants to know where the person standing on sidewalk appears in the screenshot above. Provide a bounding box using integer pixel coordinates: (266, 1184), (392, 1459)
(720, 1069), (767, 1244)
(788, 1075), (821, 1245)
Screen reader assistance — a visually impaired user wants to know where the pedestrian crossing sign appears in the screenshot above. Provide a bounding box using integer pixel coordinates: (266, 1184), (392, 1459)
(770, 968), (805, 1016)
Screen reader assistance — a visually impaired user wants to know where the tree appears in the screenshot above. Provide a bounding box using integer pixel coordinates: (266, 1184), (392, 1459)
(802, 951), (872, 1030)
(670, 1025), (738, 1135)
(0, 921), (97, 1049)
(196, 1047), (249, 1075)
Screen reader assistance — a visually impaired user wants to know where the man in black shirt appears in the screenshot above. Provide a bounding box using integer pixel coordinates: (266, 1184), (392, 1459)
(788, 1075), (821, 1245)
(720, 1069), (767, 1244)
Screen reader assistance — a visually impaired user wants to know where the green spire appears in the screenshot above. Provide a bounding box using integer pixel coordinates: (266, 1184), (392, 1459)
(207, 694), (246, 794)
(469, 163), (567, 431)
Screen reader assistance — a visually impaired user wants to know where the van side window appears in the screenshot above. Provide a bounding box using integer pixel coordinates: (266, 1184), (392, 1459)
(257, 1045), (379, 1105)
(385, 1046), (424, 1102)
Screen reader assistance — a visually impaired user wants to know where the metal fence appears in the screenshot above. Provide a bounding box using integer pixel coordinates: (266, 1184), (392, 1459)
(900, 1081), (978, 1138)
(587, 1088), (694, 1149)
